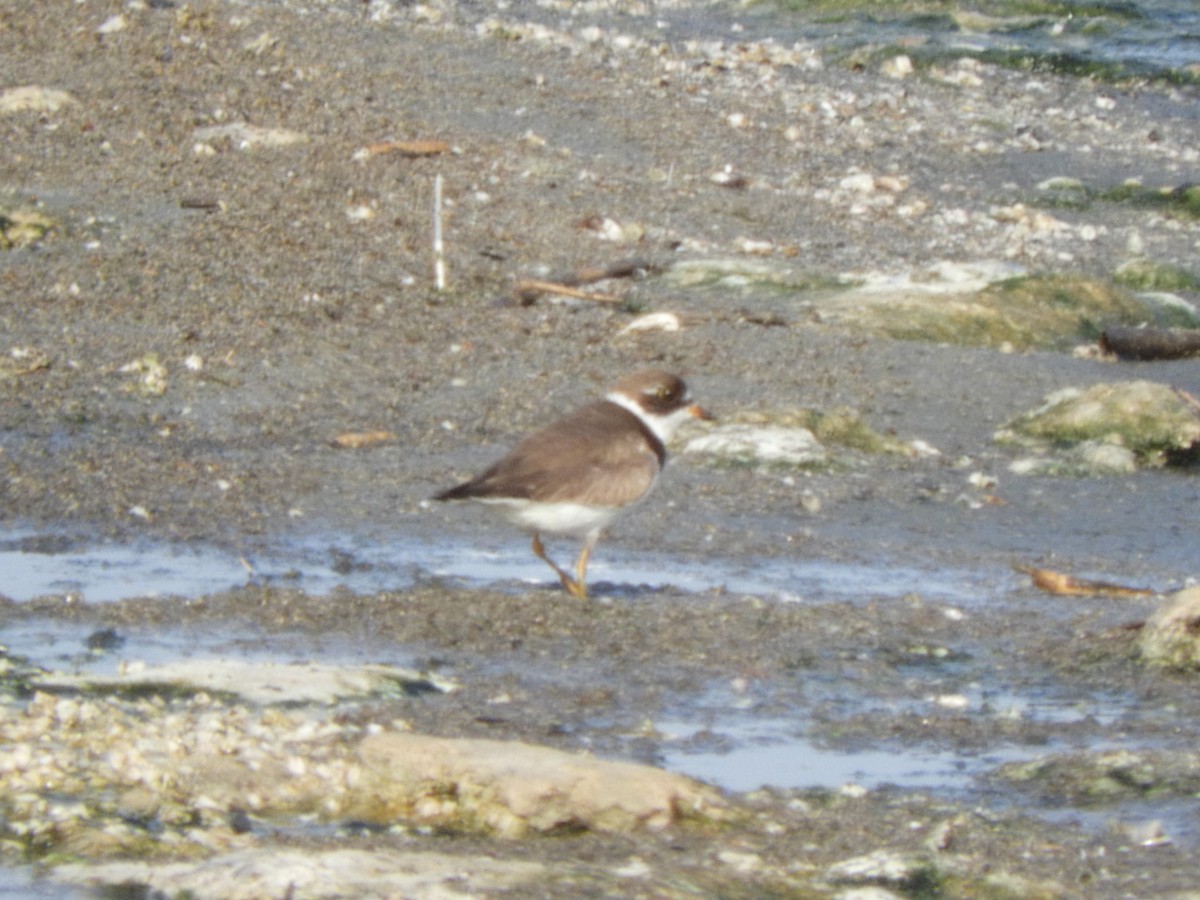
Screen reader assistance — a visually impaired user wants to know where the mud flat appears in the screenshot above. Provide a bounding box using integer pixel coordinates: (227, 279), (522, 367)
(2, 0), (1199, 896)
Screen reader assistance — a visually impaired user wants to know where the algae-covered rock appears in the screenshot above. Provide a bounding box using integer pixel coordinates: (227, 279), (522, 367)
(1112, 260), (1200, 328)
(56, 849), (547, 900)
(0, 208), (56, 249)
(1007, 439), (1138, 477)
(831, 270), (1152, 350)
(996, 380), (1200, 471)
(684, 423), (827, 467)
(663, 256), (849, 293)
(663, 259), (1159, 351)
(793, 405), (915, 455)
(930, 275), (1147, 348)
(353, 732), (729, 837)
(1139, 587), (1200, 670)
(33, 659), (454, 705)
(1114, 258), (1200, 294)
(995, 748), (1200, 805)
(1103, 182), (1200, 222)
(825, 848), (941, 893)
(684, 407), (914, 468)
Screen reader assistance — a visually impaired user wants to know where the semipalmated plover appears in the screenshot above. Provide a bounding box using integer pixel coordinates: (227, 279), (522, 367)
(434, 369), (711, 597)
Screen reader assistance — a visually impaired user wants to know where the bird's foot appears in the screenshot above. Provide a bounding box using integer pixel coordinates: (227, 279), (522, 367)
(560, 574), (589, 599)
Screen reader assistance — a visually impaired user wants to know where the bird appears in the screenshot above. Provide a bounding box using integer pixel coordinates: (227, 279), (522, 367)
(434, 369), (712, 598)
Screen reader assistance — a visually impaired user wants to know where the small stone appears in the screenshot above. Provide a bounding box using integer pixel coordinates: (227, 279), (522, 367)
(933, 694), (970, 710)
(620, 312), (681, 334)
(684, 424), (826, 467)
(826, 849), (938, 891)
(1124, 819), (1171, 847)
(613, 857), (652, 879)
(97, 14), (127, 34)
(0, 85), (76, 114)
(833, 888), (905, 900)
(839, 172), (876, 194)
(716, 850), (763, 873)
(192, 123), (310, 150)
(1139, 587), (1200, 669)
(881, 55), (913, 80)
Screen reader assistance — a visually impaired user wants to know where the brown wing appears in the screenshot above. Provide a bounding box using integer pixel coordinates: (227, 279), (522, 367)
(439, 401), (663, 508)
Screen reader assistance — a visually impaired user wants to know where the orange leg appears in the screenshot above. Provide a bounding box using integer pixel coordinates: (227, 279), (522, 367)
(571, 539), (596, 599)
(531, 533), (586, 597)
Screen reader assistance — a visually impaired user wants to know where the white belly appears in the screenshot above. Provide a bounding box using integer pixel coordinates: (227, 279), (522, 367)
(478, 498), (623, 539)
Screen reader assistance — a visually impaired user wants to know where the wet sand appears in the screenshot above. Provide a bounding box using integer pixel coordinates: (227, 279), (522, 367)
(3, 0), (1200, 895)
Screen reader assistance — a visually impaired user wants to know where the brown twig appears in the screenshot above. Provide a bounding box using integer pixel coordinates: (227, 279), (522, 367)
(364, 139), (450, 158)
(511, 258), (660, 304)
(1014, 564), (1155, 599)
(512, 279), (622, 305)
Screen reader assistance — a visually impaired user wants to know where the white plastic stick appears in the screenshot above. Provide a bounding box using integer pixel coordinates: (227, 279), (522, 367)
(432, 173), (445, 292)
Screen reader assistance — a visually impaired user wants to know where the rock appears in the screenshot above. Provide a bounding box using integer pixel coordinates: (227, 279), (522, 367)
(978, 871), (1070, 899)
(833, 887), (905, 900)
(840, 172), (878, 194)
(996, 380), (1200, 470)
(56, 849), (546, 900)
(34, 659), (454, 705)
(620, 311), (682, 334)
(1008, 440), (1137, 477)
(684, 423), (827, 467)
(1122, 819), (1171, 847)
(835, 273), (1152, 350)
(1131, 291), (1200, 328)
(881, 54), (914, 80)
(1139, 587), (1200, 669)
(994, 748), (1200, 803)
(1113, 257), (1200, 294)
(0, 208), (56, 249)
(0, 85), (76, 113)
(117, 353), (169, 397)
(825, 849), (939, 892)
(663, 256), (846, 292)
(192, 122), (310, 151)
(96, 13), (127, 34)
(353, 732), (728, 837)
(798, 406), (913, 455)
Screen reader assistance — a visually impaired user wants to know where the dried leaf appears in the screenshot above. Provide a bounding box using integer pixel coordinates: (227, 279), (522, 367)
(1014, 564), (1155, 599)
(363, 139), (450, 158)
(333, 431), (396, 449)
(512, 279), (620, 305)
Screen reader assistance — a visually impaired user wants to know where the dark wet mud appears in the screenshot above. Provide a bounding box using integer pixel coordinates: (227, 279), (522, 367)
(2, 0), (1200, 896)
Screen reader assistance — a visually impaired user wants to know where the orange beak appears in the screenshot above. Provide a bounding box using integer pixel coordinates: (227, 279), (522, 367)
(688, 403), (714, 422)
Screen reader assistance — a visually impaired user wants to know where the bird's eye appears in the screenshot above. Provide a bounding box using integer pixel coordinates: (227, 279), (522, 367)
(655, 385), (672, 400)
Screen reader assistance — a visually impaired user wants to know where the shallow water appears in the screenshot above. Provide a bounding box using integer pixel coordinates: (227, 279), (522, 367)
(450, 0), (1200, 82)
(0, 529), (1177, 806)
(0, 528), (1006, 607)
(662, 0), (1200, 81)
(0, 870), (80, 900)
(2, 524), (1198, 900)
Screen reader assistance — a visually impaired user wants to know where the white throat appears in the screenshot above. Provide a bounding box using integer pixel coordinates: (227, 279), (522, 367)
(606, 391), (694, 445)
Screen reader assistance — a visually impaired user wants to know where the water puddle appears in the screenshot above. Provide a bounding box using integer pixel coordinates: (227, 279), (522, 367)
(655, 678), (1132, 793)
(0, 869), (82, 900)
(0, 528), (1006, 606)
(2, 525), (1194, 880)
(659, 716), (1020, 794)
(0, 616), (412, 679)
